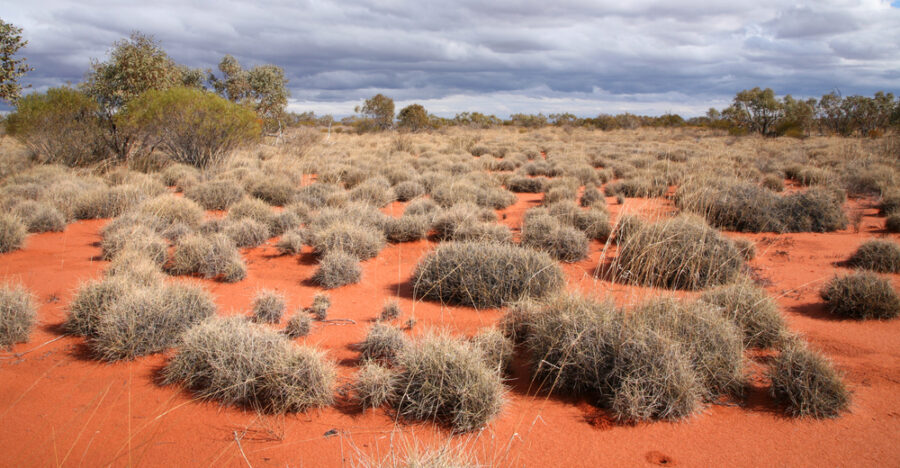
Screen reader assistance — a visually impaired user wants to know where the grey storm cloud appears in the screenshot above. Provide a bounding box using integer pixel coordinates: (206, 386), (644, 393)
(3, 0), (899, 116)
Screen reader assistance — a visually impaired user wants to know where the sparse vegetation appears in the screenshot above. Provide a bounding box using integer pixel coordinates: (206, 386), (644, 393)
(0, 283), (36, 348)
(360, 323), (408, 363)
(769, 340), (850, 418)
(169, 233), (247, 282)
(0, 214), (27, 253)
(252, 289), (286, 323)
(847, 239), (900, 273)
(313, 250), (361, 289)
(700, 280), (786, 348)
(284, 310), (312, 338)
(820, 272), (900, 320)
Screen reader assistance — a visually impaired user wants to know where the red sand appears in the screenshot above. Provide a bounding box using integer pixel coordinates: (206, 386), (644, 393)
(2, 193), (899, 467)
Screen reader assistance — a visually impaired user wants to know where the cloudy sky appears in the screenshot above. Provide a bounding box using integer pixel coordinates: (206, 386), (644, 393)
(4, 0), (899, 117)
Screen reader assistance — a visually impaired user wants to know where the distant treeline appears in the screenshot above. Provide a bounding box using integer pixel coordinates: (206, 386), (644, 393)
(290, 88), (899, 137)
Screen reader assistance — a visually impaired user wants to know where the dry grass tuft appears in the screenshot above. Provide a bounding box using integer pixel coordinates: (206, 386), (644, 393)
(360, 323), (409, 363)
(847, 239), (900, 273)
(0, 214), (27, 253)
(169, 233), (247, 282)
(820, 271), (900, 320)
(312, 250), (362, 289)
(163, 317), (335, 413)
(252, 289), (286, 323)
(284, 311), (312, 338)
(310, 292), (331, 320)
(0, 283), (37, 348)
(769, 340), (850, 418)
(700, 280), (786, 348)
(379, 299), (402, 321)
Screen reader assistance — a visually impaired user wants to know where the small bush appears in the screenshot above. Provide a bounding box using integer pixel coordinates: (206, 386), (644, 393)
(310, 292), (330, 320)
(312, 250), (361, 289)
(310, 220), (386, 260)
(185, 180), (244, 210)
(521, 213), (588, 262)
(0, 284), (37, 348)
(470, 328), (513, 372)
(413, 241), (564, 308)
(449, 221), (513, 244)
(74, 185), (146, 219)
(700, 281), (786, 348)
(384, 215), (429, 243)
(223, 218), (271, 247)
(276, 228), (307, 255)
(847, 239), (900, 273)
(507, 176), (548, 193)
(137, 195), (205, 229)
(354, 361), (395, 409)
(228, 197), (275, 229)
(886, 214), (900, 233)
(169, 233), (247, 282)
(820, 272), (900, 320)
(404, 198), (440, 218)
(0, 214), (27, 253)
(610, 214), (744, 290)
(163, 317), (335, 413)
(431, 203), (496, 241)
(391, 332), (505, 432)
(380, 299), (401, 321)
(769, 341), (850, 418)
(247, 176), (296, 206)
(66, 278), (133, 336)
(105, 249), (166, 286)
(360, 323), (408, 363)
(12, 200), (66, 232)
(284, 311), (312, 338)
(580, 184), (605, 208)
(90, 282), (216, 361)
(101, 224), (167, 265)
(350, 178), (395, 207)
(252, 289), (286, 323)
(393, 181), (425, 201)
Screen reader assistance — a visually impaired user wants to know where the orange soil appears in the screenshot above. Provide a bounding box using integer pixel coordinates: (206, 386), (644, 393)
(1, 193), (899, 467)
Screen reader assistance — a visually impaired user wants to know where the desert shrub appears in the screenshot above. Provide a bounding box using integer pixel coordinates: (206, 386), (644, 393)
(294, 183), (342, 209)
(546, 202), (611, 240)
(0, 214), (27, 253)
(732, 238), (757, 260)
(820, 272), (900, 320)
(312, 250), (361, 289)
(252, 289), (286, 323)
(354, 361), (395, 409)
(310, 292), (330, 320)
(404, 198), (440, 218)
(477, 186), (517, 209)
(283, 201), (312, 224)
(227, 197), (275, 228)
(847, 239), (900, 273)
(777, 188), (847, 233)
(360, 323), (408, 363)
(101, 224), (168, 265)
(310, 220), (386, 259)
(0, 284), (37, 348)
(383, 215), (429, 243)
(431, 203), (496, 240)
(160, 163), (200, 188)
(350, 177), (396, 207)
(380, 299), (402, 321)
(185, 180), (244, 210)
(580, 184), (605, 208)
(269, 211), (300, 237)
(521, 213), (588, 262)
(413, 241), (564, 308)
(66, 278), (132, 336)
(163, 317), (335, 413)
(11, 200), (66, 232)
(307, 203), (389, 235)
(169, 233), (247, 282)
(136, 195), (205, 229)
(74, 185), (146, 219)
(769, 341), (850, 418)
(544, 186), (577, 205)
(247, 176), (296, 206)
(390, 332), (505, 432)
(610, 214), (744, 290)
(449, 221), (512, 244)
(470, 328), (513, 372)
(605, 176), (667, 198)
(5, 87), (106, 166)
(105, 249), (166, 286)
(121, 87), (260, 168)
(762, 174), (784, 192)
(90, 282), (216, 361)
(887, 214), (900, 233)
(276, 228), (307, 255)
(284, 311), (312, 338)
(629, 298), (745, 399)
(507, 176), (547, 193)
(393, 181), (425, 201)
(223, 218), (271, 247)
(700, 281), (786, 348)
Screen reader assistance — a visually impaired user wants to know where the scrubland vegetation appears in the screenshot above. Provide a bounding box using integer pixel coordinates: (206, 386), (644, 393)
(2, 25), (900, 466)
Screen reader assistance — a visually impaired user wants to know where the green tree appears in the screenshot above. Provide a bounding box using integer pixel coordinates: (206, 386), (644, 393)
(121, 87), (260, 168)
(209, 55), (289, 132)
(5, 87), (104, 166)
(725, 87), (783, 135)
(397, 103), (429, 131)
(777, 95), (817, 137)
(356, 94), (394, 131)
(0, 19), (33, 104)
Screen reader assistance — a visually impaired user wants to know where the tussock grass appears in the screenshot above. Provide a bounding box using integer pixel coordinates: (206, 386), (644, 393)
(137, 195), (205, 230)
(185, 180), (245, 210)
(310, 292), (330, 320)
(403, 198), (440, 218)
(380, 299), (401, 321)
(886, 214), (900, 233)
(389, 331), (505, 432)
(384, 215), (429, 243)
(67, 278), (133, 336)
(360, 323), (409, 363)
(449, 221), (512, 244)
(0, 283), (37, 348)
(311, 220), (386, 259)
(284, 310), (312, 338)
(247, 176), (296, 206)
(700, 280), (786, 348)
(354, 361), (395, 409)
(227, 197), (275, 229)
(276, 228), (307, 255)
(431, 203), (497, 241)
(609, 214), (744, 290)
(394, 181), (425, 201)
(521, 213), (588, 262)
(820, 272), (900, 320)
(252, 289), (286, 323)
(0, 214), (27, 253)
(350, 177), (396, 207)
(169, 233), (247, 282)
(163, 317), (335, 413)
(101, 224), (168, 265)
(105, 249), (166, 286)
(470, 328), (513, 372)
(90, 282), (216, 361)
(223, 218), (271, 247)
(546, 202), (611, 240)
(413, 241), (564, 308)
(580, 184), (605, 208)
(12, 200), (66, 232)
(74, 185), (146, 219)
(312, 250), (361, 289)
(769, 340), (850, 418)
(847, 239), (900, 273)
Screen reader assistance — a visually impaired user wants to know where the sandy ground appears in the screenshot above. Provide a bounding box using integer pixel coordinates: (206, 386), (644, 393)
(1, 188), (899, 467)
